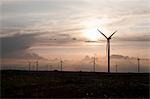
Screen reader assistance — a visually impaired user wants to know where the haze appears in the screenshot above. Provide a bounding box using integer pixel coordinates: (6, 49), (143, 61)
(1, 0), (150, 72)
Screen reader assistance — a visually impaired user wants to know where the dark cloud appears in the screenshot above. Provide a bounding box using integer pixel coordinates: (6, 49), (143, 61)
(1, 33), (35, 53)
(22, 53), (46, 60)
(72, 37), (77, 40)
(61, 27), (84, 33)
(111, 54), (149, 60)
(111, 54), (130, 59)
(38, 33), (84, 46)
(1, 33), (45, 60)
(114, 35), (150, 41)
(85, 40), (99, 43)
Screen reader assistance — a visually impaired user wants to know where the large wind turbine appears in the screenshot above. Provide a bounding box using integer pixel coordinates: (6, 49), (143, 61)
(97, 29), (117, 73)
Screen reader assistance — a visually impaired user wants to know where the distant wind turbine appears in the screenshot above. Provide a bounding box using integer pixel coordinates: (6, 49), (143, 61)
(93, 54), (96, 72)
(136, 57), (150, 73)
(137, 58), (140, 73)
(60, 58), (63, 71)
(115, 64), (118, 73)
(97, 29), (117, 73)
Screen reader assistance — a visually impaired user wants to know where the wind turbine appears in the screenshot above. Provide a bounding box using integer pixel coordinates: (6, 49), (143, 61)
(137, 58), (140, 73)
(115, 64), (118, 73)
(60, 58), (63, 71)
(97, 29), (117, 73)
(92, 54), (96, 72)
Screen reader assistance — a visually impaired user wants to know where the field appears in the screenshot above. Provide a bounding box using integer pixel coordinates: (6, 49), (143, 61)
(1, 70), (149, 98)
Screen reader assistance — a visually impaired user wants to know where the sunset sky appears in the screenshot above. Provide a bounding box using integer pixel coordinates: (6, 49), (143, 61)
(1, 0), (150, 72)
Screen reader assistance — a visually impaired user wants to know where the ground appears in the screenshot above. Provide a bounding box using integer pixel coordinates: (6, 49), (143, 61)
(1, 70), (149, 98)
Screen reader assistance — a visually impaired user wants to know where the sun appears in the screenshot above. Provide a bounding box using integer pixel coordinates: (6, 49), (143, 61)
(81, 18), (110, 41)
(83, 28), (99, 41)
(81, 19), (102, 41)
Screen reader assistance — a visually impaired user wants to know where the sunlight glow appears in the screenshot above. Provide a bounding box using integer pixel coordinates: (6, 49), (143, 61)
(81, 18), (110, 41)
(83, 28), (99, 41)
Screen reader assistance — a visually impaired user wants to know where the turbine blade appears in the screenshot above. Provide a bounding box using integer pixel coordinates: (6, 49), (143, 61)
(109, 30), (117, 38)
(97, 29), (108, 39)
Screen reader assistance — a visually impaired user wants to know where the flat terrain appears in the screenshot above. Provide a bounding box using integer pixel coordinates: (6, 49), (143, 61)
(1, 70), (149, 98)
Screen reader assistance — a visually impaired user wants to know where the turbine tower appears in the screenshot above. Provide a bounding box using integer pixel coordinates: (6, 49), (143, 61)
(137, 58), (140, 73)
(93, 54), (96, 72)
(115, 64), (118, 73)
(97, 29), (117, 73)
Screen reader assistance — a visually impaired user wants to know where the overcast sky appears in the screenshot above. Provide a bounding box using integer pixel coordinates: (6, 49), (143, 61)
(1, 0), (150, 72)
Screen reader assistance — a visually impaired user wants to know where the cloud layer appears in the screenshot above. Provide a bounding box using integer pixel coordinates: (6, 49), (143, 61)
(1, 33), (45, 59)
(1, 0), (150, 72)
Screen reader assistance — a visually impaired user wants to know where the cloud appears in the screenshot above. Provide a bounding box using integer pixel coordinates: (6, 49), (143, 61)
(111, 54), (130, 59)
(111, 54), (150, 60)
(22, 53), (46, 60)
(1, 0), (150, 62)
(34, 32), (85, 47)
(2, 0), (150, 40)
(1, 33), (45, 60)
(115, 35), (150, 41)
